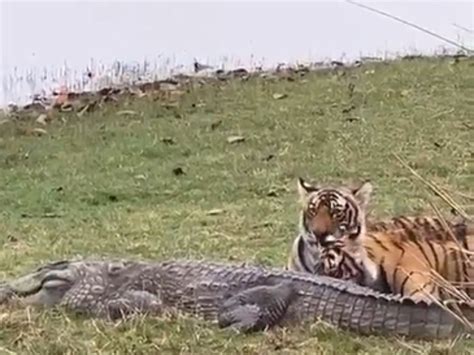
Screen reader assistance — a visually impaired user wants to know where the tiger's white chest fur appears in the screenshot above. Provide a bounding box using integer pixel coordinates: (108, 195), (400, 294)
(344, 241), (384, 291)
(359, 254), (380, 287)
(287, 233), (321, 273)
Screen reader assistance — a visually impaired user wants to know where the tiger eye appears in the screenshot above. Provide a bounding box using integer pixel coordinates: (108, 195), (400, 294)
(307, 203), (317, 216)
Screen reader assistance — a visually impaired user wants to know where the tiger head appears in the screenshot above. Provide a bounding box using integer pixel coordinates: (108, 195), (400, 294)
(297, 177), (373, 273)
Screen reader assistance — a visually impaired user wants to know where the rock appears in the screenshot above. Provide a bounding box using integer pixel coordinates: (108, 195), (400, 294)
(272, 93), (288, 100)
(32, 128), (48, 136)
(172, 167), (185, 176)
(117, 110), (139, 116)
(206, 209), (224, 216)
(227, 136), (245, 144)
(36, 113), (49, 125)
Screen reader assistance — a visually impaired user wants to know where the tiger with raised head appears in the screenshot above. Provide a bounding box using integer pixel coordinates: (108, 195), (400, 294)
(287, 177), (474, 302)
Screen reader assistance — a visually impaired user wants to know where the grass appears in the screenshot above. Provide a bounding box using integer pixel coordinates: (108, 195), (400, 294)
(0, 56), (473, 354)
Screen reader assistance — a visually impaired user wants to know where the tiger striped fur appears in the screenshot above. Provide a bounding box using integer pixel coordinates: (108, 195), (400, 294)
(287, 177), (474, 303)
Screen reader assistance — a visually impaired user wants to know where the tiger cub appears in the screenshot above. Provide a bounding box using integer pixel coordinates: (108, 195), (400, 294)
(287, 177), (473, 303)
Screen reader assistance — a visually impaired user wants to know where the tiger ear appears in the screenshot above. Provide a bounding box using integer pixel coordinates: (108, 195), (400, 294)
(352, 181), (373, 210)
(297, 177), (318, 200)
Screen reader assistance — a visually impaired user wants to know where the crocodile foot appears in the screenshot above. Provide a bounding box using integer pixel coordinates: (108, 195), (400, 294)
(217, 281), (296, 333)
(102, 290), (163, 320)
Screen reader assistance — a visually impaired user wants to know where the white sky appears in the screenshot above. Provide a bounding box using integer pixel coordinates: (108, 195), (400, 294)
(1, 0), (473, 105)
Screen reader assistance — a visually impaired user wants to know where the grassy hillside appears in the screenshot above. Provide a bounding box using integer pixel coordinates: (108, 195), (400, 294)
(0, 57), (473, 354)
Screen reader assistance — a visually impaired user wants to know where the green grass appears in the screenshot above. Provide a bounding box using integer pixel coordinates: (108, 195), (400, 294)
(1, 57), (473, 354)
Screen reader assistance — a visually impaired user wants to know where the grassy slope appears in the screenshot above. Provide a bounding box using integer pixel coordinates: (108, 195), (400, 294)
(0, 57), (473, 354)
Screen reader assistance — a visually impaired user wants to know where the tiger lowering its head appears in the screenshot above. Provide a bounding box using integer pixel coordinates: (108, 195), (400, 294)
(287, 177), (473, 303)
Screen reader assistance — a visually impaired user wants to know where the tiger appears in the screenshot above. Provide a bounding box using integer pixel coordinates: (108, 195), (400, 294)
(287, 177), (474, 303)
(287, 177), (471, 274)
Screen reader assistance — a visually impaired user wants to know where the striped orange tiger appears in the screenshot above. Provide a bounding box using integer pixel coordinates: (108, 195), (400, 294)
(287, 177), (473, 303)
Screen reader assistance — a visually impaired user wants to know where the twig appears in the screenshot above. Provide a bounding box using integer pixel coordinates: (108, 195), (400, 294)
(428, 108), (454, 121)
(438, 184), (474, 201)
(428, 200), (470, 263)
(0, 347), (17, 355)
(398, 267), (473, 329)
(392, 153), (472, 221)
(453, 23), (474, 35)
(346, 1), (474, 54)
(395, 340), (424, 355)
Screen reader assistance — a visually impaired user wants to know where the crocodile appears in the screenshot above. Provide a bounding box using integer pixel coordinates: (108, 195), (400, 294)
(0, 257), (473, 340)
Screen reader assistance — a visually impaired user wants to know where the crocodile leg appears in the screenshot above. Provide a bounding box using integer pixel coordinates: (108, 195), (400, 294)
(217, 281), (297, 333)
(104, 290), (163, 320)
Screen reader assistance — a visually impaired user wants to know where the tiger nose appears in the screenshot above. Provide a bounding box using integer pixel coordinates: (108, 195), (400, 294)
(318, 234), (336, 247)
(324, 234), (336, 243)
